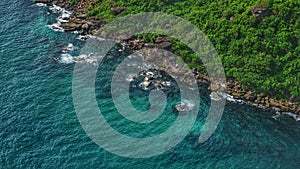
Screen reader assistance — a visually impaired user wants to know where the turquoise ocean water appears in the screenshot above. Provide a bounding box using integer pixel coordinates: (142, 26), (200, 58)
(1, 1), (299, 168)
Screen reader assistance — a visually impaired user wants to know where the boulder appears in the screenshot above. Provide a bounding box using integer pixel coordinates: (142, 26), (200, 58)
(209, 83), (220, 91)
(82, 23), (89, 30)
(252, 5), (271, 20)
(119, 34), (132, 41)
(244, 91), (256, 101)
(174, 100), (195, 115)
(233, 93), (242, 99)
(219, 86), (226, 92)
(86, 21), (94, 26)
(144, 43), (155, 48)
(77, 14), (87, 19)
(155, 42), (172, 50)
(73, 19), (84, 24)
(211, 92), (222, 101)
(111, 6), (126, 15)
(280, 105), (289, 112)
(269, 99), (282, 108)
(155, 37), (168, 43)
(62, 22), (81, 31)
(164, 24), (172, 29)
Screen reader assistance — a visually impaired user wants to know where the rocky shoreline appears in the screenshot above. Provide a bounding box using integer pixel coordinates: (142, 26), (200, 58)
(34, 0), (300, 121)
(35, 0), (105, 35)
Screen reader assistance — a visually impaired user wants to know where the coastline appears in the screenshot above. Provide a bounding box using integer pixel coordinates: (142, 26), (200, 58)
(34, 0), (300, 121)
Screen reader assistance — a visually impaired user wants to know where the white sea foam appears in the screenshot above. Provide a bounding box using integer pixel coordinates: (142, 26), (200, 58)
(60, 53), (100, 65)
(35, 3), (47, 7)
(61, 43), (75, 53)
(182, 100), (195, 110)
(57, 18), (69, 23)
(44, 4), (72, 32)
(61, 10), (72, 18)
(119, 42), (126, 51)
(60, 53), (74, 63)
(36, 3), (104, 40)
(57, 10), (72, 23)
(76, 35), (106, 41)
(162, 81), (171, 87)
(287, 113), (300, 121)
(49, 4), (64, 13)
(48, 23), (64, 32)
(209, 91), (246, 103)
(67, 43), (74, 51)
(126, 74), (137, 82)
(84, 54), (98, 65)
(76, 35), (89, 41)
(224, 94), (244, 103)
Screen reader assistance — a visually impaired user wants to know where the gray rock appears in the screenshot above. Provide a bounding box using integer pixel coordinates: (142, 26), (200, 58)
(155, 42), (172, 50)
(244, 91), (256, 101)
(252, 5), (271, 20)
(111, 6), (126, 15)
(62, 22), (81, 31)
(82, 23), (89, 30)
(77, 14), (87, 19)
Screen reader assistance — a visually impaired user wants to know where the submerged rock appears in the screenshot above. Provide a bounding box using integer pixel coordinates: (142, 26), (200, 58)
(154, 81), (163, 89)
(174, 100), (195, 115)
(139, 81), (152, 90)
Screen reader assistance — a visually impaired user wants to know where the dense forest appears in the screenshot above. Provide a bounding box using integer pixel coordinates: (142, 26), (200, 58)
(73, 0), (300, 102)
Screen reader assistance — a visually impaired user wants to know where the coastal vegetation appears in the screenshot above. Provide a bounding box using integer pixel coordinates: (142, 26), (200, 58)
(77, 0), (299, 102)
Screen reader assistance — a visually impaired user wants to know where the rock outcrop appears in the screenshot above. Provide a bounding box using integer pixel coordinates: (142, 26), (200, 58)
(35, 0), (300, 119)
